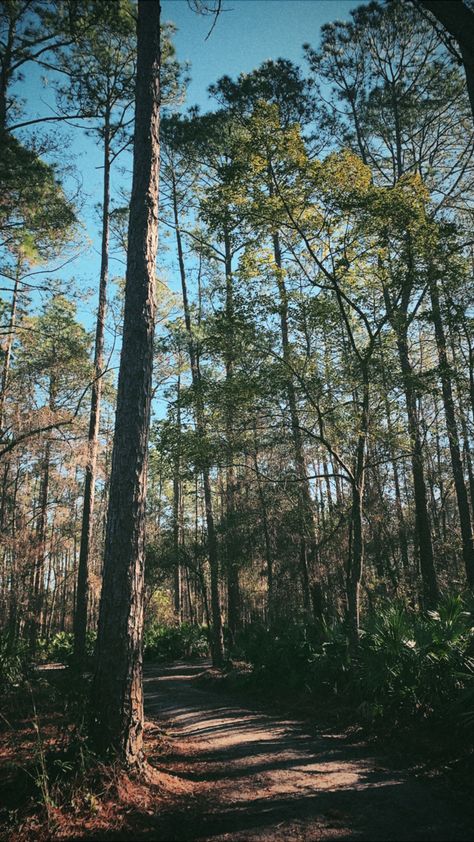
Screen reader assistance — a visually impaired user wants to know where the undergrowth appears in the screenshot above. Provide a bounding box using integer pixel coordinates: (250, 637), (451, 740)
(232, 594), (474, 733)
(143, 622), (209, 662)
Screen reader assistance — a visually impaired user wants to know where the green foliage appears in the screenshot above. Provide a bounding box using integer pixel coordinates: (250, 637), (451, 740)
(236, 596), (474, 728)
(144, 622), (209, 662)
(38, 631), (96, 665)
(0, 634), (30, 689)
(0, 134), (76, 259)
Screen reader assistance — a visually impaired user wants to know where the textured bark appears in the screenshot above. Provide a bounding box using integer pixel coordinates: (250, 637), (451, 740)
(74, 115), (111, 665)
(0, 12), (15, 130)
(419, 1), (474, 120)
(91, 0), (161, 766)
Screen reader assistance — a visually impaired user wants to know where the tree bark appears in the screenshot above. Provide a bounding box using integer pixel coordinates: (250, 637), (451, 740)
(419, 1), (474, 120)
(91, 0), (161, 767)
(74, 113), (111, 665)
(0, 259), (21, 432)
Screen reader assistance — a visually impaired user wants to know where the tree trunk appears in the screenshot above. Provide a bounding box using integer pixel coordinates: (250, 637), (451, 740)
(419, 1), (474, 120)
(172, 367), (182, 622)
(252, 432), (275, 627)
(74, 113), (111, 665)
(273, 229), (314, 616)
(29, 442), (51, 652)
(0, 258), (21, 432)
(170, 168), (224, 665)
(0, 13), (15, 130)
(346, 367), (369, 650)
(91, 0), (161, 767)
(379, 339), (410, 570)
(397, 327), (439, 607)
(429, 271), (474, 586)
(223, 228), (240, 645)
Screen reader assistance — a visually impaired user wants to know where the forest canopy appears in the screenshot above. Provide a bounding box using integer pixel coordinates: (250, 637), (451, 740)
(2, 0), (474, 788)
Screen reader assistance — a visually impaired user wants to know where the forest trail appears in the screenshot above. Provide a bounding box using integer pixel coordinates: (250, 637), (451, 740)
(140, 661), (472, 842)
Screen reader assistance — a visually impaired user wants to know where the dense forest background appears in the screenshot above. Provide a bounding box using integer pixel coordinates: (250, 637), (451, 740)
(2, 0), (474, 737)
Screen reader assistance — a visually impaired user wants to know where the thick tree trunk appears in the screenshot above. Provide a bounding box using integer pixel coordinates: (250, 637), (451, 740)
(74, 115), (111, 665)
(91, 0), (161, 767)
(171, 170), (224, 665)
(0, 14), (15, 130)
(419, 1), (474, 120)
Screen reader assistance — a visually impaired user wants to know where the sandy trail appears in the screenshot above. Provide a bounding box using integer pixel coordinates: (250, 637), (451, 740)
(141, 660), (472, 842)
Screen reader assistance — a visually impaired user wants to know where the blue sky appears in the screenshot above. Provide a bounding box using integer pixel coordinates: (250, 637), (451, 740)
(163, 1), (355, 111)
(16, 0), (356, 340)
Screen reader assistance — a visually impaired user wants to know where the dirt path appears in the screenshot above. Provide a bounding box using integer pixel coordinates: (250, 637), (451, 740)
(140, 661), (472, 842)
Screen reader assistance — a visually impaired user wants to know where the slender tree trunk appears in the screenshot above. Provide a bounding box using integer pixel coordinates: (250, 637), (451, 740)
(346, 366), (369, 650)
(91, 1), (161, 767)
(6, 459), (20, 644)
(172, 367), (182, 622)
(379, 340), (410, 570)
(29, 442), (51, 652)
(429, 272), (474, 586)
(397, 326), (439, 606)
(252, 424), (275, 626)
(382, 267), (439, 607)
(170, 169), (224, 665)
(272, 229), (314, 616)
(74, 113), (111, 664)
(0, 258), (21, 432)
(223, 228), (240, 645)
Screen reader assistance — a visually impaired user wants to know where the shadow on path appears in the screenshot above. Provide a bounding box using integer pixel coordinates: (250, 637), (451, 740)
(85, 661), (473, 842)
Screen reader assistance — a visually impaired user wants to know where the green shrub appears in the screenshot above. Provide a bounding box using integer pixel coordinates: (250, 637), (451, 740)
(144, 622), (209, 662)
(38, 630), (96, 665)
(235, 595), (474, 729)
(0, 634), (30, 689)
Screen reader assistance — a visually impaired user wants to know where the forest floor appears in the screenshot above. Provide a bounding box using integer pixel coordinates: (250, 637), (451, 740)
(2, 660), (474, 841)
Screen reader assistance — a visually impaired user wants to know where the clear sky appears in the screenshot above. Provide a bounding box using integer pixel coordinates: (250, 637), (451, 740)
(163, 0), (355, 111)
(17, 0), (356, 337)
